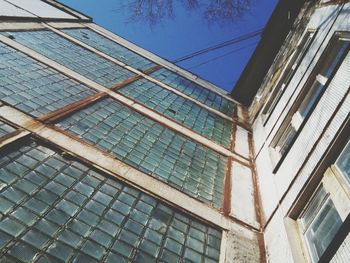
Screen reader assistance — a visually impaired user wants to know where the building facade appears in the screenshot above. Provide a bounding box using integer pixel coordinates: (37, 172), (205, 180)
(234, 0), (350, 262)
(0, 1), (261, 262)
(0, 0), (348, 263)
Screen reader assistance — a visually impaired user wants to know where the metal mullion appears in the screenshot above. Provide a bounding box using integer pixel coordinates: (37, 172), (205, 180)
(0, 33), (238, 160)
(44, 24), (235, 121)
(38, 92), (107, 124)
(0, 129), (30, 150)
(84, 23), (237, 104)
(37, 66), (170, 124)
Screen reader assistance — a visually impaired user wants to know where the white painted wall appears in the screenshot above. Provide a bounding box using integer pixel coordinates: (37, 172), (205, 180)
(330, 233), (350, 263)
(1, 0), (76, 19)
(234, 125), (251, 158)
(230, 161), (259, 228)
(251, 3), (350, 262)
(264, 208), (294, 263)
(0, 0), (34, 17)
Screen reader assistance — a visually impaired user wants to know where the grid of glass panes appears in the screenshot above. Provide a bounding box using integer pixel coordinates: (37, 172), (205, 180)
(150, 68), (235, 117)
(57, 98), (226, 208)
(62, 28), (156, 71)
(0, 42), (96, 117)
(299, 185), (342, 262)
(118, 79), (232, 148)
(0, 120), (15, 138)
(0, 140), (222, 263)
(2, 30), (135, 88)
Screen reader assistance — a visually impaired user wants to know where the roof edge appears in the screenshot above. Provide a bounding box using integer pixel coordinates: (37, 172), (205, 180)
(47, 0), (92, 22)
(231, 0), (309, 106)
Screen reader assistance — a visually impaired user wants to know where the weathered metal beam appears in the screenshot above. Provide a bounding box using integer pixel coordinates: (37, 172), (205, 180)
(39, 66), (163, 123)
(223, 157), (233, 216)
(44, 23), (235, 121)
(0, 34), (242, 158)
(0, 129), (30, 149)
(85, 23), (239, 104)
(0, 104), (261, 233)
(38, 92), (107, 123)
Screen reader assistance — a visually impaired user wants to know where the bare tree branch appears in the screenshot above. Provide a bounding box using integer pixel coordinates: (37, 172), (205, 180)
(205, 0), (250, 25)
(122, 0), (251, 27)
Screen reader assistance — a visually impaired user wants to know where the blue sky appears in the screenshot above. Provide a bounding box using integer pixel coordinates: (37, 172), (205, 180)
(59, 0), (278, 92)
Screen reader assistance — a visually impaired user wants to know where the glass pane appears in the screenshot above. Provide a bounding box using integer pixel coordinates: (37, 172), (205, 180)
(0, 139), (222, 262)
(56, 98), (227, 208)
(298, 79), (324, 118)
(1, 30), (135, 88)
(276, 123), (297, 156)
(321, 40), (350, 79)
(62, 28), (156, 71)
(284, 32), (314, 86)
(118, 78), (233, 147)
(298, 39), (349, 119)
(305, 199), (342, 262)
(0, 42), (96, 117)
(336, 140), (350, 183)
(150, 68), (235, 116)
(300, 186), (327, 228)
(0, 120), (16, 138)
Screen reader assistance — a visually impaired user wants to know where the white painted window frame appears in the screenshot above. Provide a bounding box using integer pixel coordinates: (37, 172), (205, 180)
(285, 162), (350, 263)
(261, 29), (316, 123)
(269, 32), (350, 167)
(335, 139), (350, 188)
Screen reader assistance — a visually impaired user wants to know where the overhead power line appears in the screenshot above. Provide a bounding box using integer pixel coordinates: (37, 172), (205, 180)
(172, 28), (263, 63)
(188, 41), (259, 70)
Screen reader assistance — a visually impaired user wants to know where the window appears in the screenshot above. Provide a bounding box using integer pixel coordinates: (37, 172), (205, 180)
(271, 34), (350, 162)
(335, 139), (350, 184)
(299, 185), (342, 263)
(262, 30), (316, 124)
(286, 139), (350, 263)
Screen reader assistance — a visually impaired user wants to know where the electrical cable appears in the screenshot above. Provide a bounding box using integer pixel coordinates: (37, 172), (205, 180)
(172, 28), (263, 63)
(188, 41), (259, 69)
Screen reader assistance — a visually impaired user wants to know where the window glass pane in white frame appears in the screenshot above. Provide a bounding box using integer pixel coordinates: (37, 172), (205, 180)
(276, 123), (297, 156)
(298, 40), (350, 119)
(298, 39), (350, 118)
(304, 198), (342, 262)
(298, 76), (325, 118)
(336, 140), (350, 183)
(300, 185), (327, 228)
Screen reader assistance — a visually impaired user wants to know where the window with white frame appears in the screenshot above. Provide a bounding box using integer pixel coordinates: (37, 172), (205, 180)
(335, 139), (350, 184)
(270, 33), (350, 162)
(287, 138), (350, 263)
(262, 30), (316, 123)
(299, 185), (343, 262)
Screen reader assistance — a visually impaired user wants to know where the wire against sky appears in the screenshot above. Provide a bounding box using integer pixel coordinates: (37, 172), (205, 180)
(188, 41), (259, 69)
(172, 28), (263, 63)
